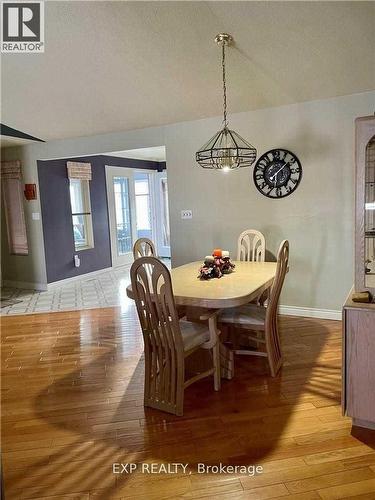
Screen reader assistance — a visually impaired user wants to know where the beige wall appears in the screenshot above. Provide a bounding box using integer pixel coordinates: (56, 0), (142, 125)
(2, 91), (374, 309)
(166, 92), (375, 311)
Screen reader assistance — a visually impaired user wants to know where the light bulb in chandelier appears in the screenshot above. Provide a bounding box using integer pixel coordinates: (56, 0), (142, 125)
(218, 150), (238, 171)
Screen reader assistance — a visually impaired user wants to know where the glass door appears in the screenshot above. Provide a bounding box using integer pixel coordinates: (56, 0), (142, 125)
(106, 166), (137, 266)
(155, 173), (171, 258)
(134, 171), (154, 242)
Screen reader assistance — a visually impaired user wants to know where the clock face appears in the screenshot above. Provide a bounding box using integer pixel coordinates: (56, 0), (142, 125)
(253, 149), (302, 199)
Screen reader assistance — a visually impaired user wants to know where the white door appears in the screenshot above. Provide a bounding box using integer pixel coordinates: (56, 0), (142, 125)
(155, 173), (171, 258)
(106, 166), (137, 266)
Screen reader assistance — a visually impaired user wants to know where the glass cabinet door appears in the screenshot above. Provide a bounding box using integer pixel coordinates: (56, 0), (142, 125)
(365, 137), (375, 289)
(355, 116), (375, 296)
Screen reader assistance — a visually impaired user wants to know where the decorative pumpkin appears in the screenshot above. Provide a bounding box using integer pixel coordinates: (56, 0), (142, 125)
(198, 250), (235, 279)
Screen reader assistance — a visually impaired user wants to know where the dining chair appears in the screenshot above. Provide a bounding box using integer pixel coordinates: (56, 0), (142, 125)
(130, 256), (221, 416)
(133, 238), (156, 259)
(219, 240), (289, 377)
(237, 229), (266, 262)
(237, 229), (267, 308)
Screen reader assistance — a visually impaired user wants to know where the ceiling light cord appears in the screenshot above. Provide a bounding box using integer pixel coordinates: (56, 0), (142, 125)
(222, 41), (228, 129)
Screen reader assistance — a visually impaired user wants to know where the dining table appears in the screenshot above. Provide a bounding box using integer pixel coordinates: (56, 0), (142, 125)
(126, 260), (278, 380)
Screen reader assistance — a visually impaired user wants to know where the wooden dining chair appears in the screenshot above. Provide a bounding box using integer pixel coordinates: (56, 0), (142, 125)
(219, 240), (289, 377)
(237, 229), (266, 262)
(133, 238), (156, 259)
(130, 256), (221, 416)
(237, 229), (267, 307)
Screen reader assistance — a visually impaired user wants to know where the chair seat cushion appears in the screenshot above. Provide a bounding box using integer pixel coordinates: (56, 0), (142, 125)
(219, 304), (266, 328)
(179, 320), (210, 351)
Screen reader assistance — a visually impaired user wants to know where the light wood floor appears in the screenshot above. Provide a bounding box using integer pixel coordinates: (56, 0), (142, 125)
(2, 308), (375, 499)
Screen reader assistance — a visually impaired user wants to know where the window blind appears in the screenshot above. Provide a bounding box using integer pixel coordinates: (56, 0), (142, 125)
(1, 160), (22, 179)
(67, 162), (92, 180)
(1, 161), (29, 255)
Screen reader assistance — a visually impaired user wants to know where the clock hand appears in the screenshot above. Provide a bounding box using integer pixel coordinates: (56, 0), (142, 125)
(270, 163), (287, 181)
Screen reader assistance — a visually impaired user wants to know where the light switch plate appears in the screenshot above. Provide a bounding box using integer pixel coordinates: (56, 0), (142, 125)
(181, 210), (193, 219)
(32, 212), (40, 220)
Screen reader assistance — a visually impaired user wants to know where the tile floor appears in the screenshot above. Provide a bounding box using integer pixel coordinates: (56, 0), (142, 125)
(1, 260), (170, 316)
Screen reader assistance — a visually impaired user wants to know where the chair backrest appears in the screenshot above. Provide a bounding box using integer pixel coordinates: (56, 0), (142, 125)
(130, 256), (184, 356)
(133, 238), (156, 259)
(266, 240), (289, 323)
(264, 240), (289, 376)
(237, 229), (266, 262)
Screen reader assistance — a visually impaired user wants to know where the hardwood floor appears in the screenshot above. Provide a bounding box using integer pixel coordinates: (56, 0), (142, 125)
(1, 307), (375, 499)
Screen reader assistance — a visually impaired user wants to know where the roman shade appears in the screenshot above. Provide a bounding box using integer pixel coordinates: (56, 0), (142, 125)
(1, 160), (22, 179)
(1, 160), (28, 255)
(67, 162), (92, 180)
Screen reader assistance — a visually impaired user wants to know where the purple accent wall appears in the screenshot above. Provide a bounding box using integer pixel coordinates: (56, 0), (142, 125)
(37, 154), (165, 284)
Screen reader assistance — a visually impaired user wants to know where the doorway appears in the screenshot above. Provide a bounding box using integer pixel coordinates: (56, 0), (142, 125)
(106, 166), (170, 267)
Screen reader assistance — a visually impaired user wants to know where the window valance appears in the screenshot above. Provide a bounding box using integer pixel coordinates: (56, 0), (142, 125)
(1, 160), (22, 179)
(67, 161), (92, 180)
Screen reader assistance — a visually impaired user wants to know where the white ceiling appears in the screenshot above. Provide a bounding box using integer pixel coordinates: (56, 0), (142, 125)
(2, 1), (374, 143)
(106, 146), (166, 162)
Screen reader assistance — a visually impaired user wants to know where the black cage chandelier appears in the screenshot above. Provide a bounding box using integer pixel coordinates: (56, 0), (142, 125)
(196, 33), (257, 171)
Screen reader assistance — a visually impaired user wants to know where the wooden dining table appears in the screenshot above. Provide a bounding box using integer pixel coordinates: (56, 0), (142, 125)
(126, 260), (278, 380)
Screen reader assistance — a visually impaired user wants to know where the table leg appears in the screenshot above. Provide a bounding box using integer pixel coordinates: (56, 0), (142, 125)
(184, 306), (234, 380)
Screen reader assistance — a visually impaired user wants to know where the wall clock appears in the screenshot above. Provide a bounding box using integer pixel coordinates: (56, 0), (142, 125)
(253, 149), (302, 199)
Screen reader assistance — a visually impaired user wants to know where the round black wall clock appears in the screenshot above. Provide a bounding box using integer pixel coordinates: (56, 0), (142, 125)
(253, 149), (302, 199)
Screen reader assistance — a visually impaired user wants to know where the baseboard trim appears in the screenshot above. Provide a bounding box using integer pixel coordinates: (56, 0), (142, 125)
(353, 418), (375, 430)
(47, 267), (114, 290)
(279, 305), (341, 321)
(2, 280), (47, 291)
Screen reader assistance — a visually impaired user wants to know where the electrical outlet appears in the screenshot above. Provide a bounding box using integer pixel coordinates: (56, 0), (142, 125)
(181, 210), (193, 219)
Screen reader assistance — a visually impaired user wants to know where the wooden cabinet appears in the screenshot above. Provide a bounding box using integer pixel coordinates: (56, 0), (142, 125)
(342, 116), (375, 430)
(343, 294), (375, 429)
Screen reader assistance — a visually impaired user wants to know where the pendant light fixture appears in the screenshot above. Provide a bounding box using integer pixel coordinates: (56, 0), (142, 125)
(196, 33), (257, 171)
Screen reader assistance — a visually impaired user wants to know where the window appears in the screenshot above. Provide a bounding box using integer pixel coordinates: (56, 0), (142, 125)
(135, 172), (153, 240)
(160, 178), (170, 247)
(69, 179), (94, 250)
